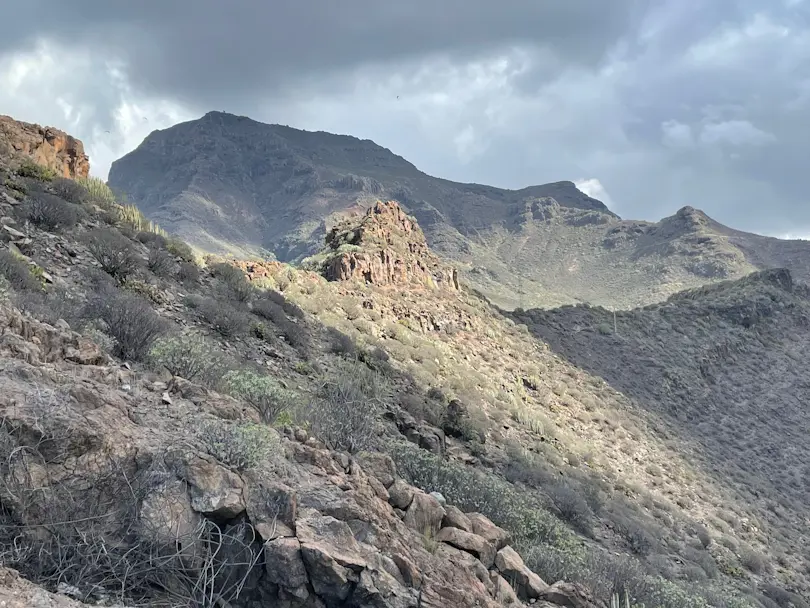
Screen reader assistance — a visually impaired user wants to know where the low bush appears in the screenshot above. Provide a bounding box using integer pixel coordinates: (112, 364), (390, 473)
(197, 420), (277, 471)
(326, 326), (357, 357)
(0, 250), (41, 292)
(307, 361), (388, 453)
(50, 177), (87, 204)
(85, 228), (142, 282)
(136, 231), (168, 248)
(25, 192), (80, 232)
(211, 262), (253, 302)
(147, 245), (176, 278)
(546, 481), (595, 536)
(265, 288), (305, 319)
(17, 159), (56, 181)
(167, 238), (196, 263)
(85, 284), (166, 360)
(178, 261), (200, 284)
(253, 297), (309, 350)
(186, 295), (250, 337)
(222, 369), (300, 424)
(149, 330), (231, 387)
(13, 287), (81, 327)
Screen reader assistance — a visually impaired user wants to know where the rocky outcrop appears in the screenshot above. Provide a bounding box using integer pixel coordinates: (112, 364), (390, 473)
(0, 301), (604, 608)
(320, 201), (459, 290)
(0, 115), (90, 178)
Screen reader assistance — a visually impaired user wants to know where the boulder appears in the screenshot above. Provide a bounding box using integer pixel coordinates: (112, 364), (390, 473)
(403, 491), (446, 536)
(435, 527), (496, 568)
(388, 479), (415, 510)
(244, 477), (297, 540)
(494, 546), (547, 600)
(467, 512), (511, 549)
(442, 505), (472, 532)
(490, 572), (520, 605)
(355, 451), (397, 488)
(297, 514), (368, 602)
(538, 581), (605, 608)
(264, 537), (309, 590)
(171, 453), (246, 519)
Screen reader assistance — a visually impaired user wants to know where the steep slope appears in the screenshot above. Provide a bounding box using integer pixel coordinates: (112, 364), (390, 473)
(109, 111), (810, 310)
(515, 269), (810, 598)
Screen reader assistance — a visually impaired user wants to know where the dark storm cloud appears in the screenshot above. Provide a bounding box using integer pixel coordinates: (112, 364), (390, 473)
(3, 0), (810, 238)
(1, 0), (650, 104)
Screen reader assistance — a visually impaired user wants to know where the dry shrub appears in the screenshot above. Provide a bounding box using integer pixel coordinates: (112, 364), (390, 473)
(25, 192), (81, 232)
(85, 283), (167, 360)
(211, 262), (253, 302)
(307, 361), (388, 453)
(0, 416), (263, 606)
(85, 228), (141, 282)
(50, 177), (87, 204)
(147, 245), (176, 277)
(186, 294), (250, 337)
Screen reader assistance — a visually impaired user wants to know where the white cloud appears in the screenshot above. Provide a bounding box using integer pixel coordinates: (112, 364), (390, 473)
(575, 178), (615, 209)
(661, 120), (694, 148)
(0, 41), (192, 179)
(698, 119), (776, 146)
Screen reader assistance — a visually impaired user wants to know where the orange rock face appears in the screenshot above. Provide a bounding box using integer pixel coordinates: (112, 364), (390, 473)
(322, 201), (459, 290)
(0, 115), (90, 178)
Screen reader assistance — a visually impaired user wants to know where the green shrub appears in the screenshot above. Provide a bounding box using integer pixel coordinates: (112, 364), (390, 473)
(117, 204), (167, 237)
(17, 159), (56, 181)
(149, 330), (230, 387)
(167, 238), (196, 263)
(197, 420), (277, 471)
(222, 369), (300, 424)
(76, 176), (116, 207)
(0, 250), (41, 292)
(389, 440), (576, 551)
(84, 228), (142, 282)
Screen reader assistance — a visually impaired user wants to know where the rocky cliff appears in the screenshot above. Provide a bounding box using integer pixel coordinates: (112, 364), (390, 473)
(317, 201), (458, 290)
(0, 115), (90, 178)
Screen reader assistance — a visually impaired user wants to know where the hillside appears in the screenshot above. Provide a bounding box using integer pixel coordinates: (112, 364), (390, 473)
(2, 116), (809, 608)
(108, 111), (810, 310)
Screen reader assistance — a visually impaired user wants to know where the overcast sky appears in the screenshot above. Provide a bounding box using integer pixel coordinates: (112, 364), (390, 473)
(1, 1), (809, 237)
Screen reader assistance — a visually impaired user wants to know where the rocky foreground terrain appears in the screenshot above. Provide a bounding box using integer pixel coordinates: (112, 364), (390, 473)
(108, 111), (810, 310)
(0, 115), (808, 608)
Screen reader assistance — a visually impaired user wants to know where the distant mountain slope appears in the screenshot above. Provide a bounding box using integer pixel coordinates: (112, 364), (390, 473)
(109, 111), (810, 309)
(514, 269), (810, 586)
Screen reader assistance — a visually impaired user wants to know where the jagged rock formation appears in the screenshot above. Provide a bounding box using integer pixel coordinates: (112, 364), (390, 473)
(0, 115), (89, 178)
(319, 201), (458, 290)
(108, 111), (810, 310)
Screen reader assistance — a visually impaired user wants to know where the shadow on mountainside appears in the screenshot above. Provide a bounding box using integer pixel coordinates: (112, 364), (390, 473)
(511, 268), (810, 569)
